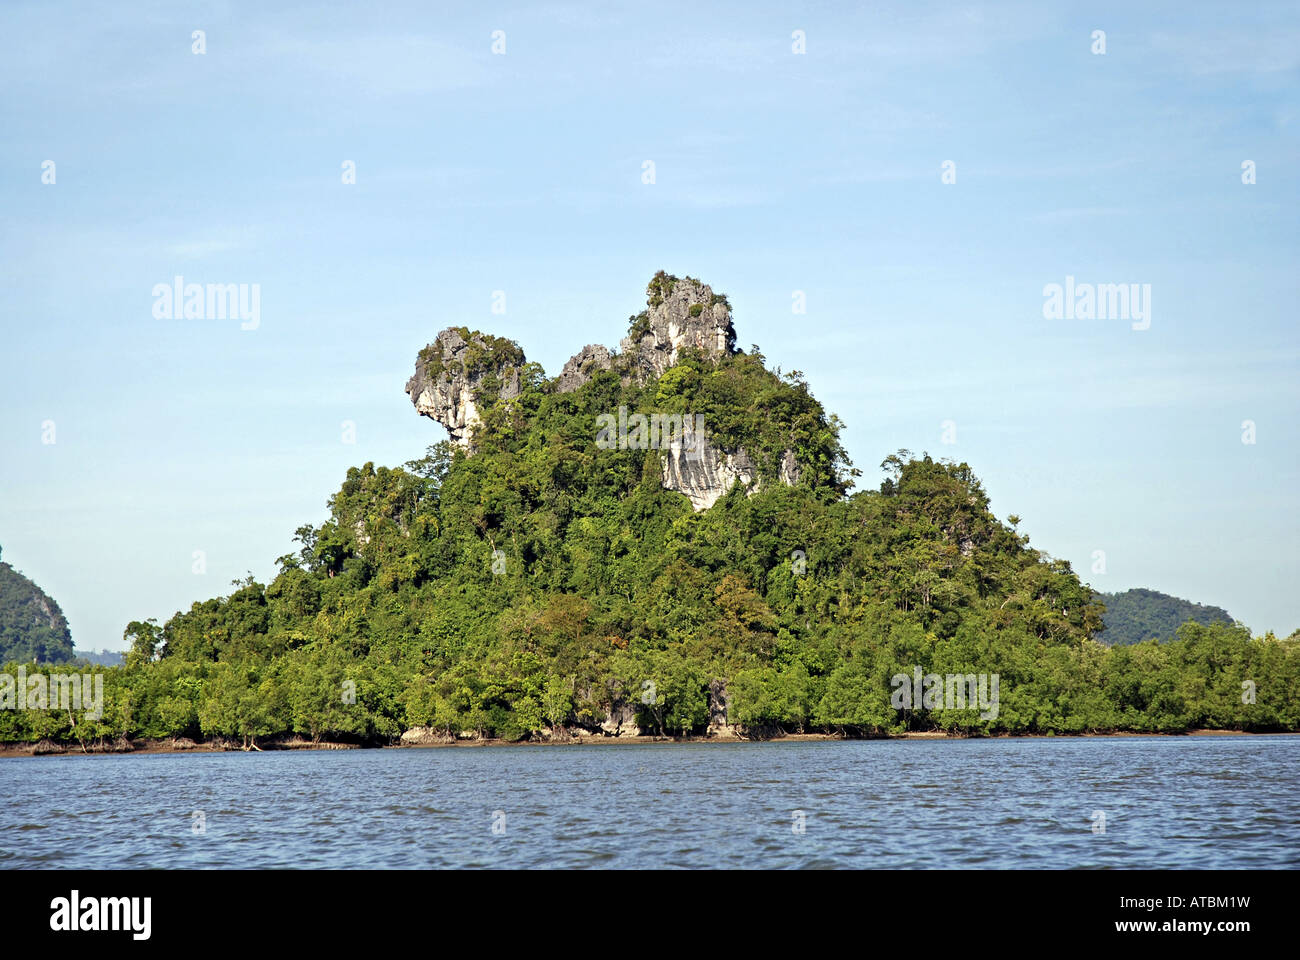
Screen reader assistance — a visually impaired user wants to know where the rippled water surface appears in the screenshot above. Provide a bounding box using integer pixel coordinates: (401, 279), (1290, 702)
(2, 737), (1297, 868)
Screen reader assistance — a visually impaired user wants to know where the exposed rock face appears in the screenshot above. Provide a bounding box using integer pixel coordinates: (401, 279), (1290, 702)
(660, 440), (802, 511)
(400, 726), (458, 744)
(405, 327), (523, 449)
(556, 343), (614, 393)
(600, 701), (641, 737)
(619, 273), (736, 382)
(660, 439), (759, 512)
(554, 274), (735, 394)
(407, 274), (800, 512)
(706, 679), (737, 738)
(778, 449), (801, 486)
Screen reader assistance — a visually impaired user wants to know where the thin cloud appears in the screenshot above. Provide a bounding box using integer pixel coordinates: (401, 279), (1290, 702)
(248, 31), (490, 95)
(1150, 29), (1300, 75)
(1027, 207), (1129, 224)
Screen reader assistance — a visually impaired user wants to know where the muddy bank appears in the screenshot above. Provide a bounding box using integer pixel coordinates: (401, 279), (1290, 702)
(392, 728), (1296, 749)
(1, 727), (1292, 758)
(0, 735), (362, 758)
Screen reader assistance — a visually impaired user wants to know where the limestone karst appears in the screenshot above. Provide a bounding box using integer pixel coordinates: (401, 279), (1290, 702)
(406, 272), (799, 510)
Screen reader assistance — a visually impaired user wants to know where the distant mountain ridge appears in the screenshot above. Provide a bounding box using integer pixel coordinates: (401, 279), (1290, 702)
(1096, 587), (1234, 646)
(75, 649), (125, 667)
(0, 546), (74, 664)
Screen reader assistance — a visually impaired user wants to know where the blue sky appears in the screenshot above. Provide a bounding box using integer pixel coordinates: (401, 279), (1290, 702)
(1, 1), (1297, 649)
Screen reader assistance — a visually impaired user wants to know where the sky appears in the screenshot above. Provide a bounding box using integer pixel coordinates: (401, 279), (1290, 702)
(1, 1), (1296, 650)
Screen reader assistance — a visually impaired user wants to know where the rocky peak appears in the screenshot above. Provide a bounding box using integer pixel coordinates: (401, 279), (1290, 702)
(407, 274), (800, 511)
(556, 343), (614, 394)
(554, 273), (736, 395)
(404, 326), (524, 449)
(618, 272), (736, 382)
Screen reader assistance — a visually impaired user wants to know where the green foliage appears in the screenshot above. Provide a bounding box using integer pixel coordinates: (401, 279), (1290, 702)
(0, 553), (74, 664)
(7, 300), (1296, 746)
(650, 348), (856, 495)
(417, 328), (526, 397)
(1096, 587), (1234, 646)
(627, 311), (650, 340)
(646, 270), (677, 308)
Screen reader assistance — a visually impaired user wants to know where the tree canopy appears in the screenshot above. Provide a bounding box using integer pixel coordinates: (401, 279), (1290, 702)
(0, 550), (74, 665)
(4, 329), (1296, 745)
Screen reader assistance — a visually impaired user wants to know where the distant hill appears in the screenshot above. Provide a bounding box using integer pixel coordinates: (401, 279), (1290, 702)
(0, 546), (74, 664)
(74, 649), (125, 667)
(1096, 588), (1234, 646)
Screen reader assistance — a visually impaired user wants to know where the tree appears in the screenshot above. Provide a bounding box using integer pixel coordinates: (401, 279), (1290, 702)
(123, 620), (162, 668)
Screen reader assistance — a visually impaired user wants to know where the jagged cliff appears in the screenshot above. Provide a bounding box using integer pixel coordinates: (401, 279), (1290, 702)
(405, 327), (524, 449)
(615, 273), (736, 383)
(406, 272), (799, 511)
(555, 274), (735, 392)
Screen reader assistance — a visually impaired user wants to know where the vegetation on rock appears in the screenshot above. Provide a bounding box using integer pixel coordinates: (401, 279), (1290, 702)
(0, 547), (74, 665)
(3, 277), (1296, 746)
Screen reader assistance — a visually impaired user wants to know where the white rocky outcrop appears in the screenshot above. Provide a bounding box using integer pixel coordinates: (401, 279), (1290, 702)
(404, 327), (522, 449)
(408, 274), (801, 511)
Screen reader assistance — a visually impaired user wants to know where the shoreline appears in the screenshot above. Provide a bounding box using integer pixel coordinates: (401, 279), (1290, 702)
(1, 727), (1295, 758)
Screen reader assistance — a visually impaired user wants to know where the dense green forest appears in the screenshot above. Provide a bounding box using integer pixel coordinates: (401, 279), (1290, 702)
(0, 547), (74, 665)
(3, 278), (1297, 746)
(1096, 588), (1235, 646)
